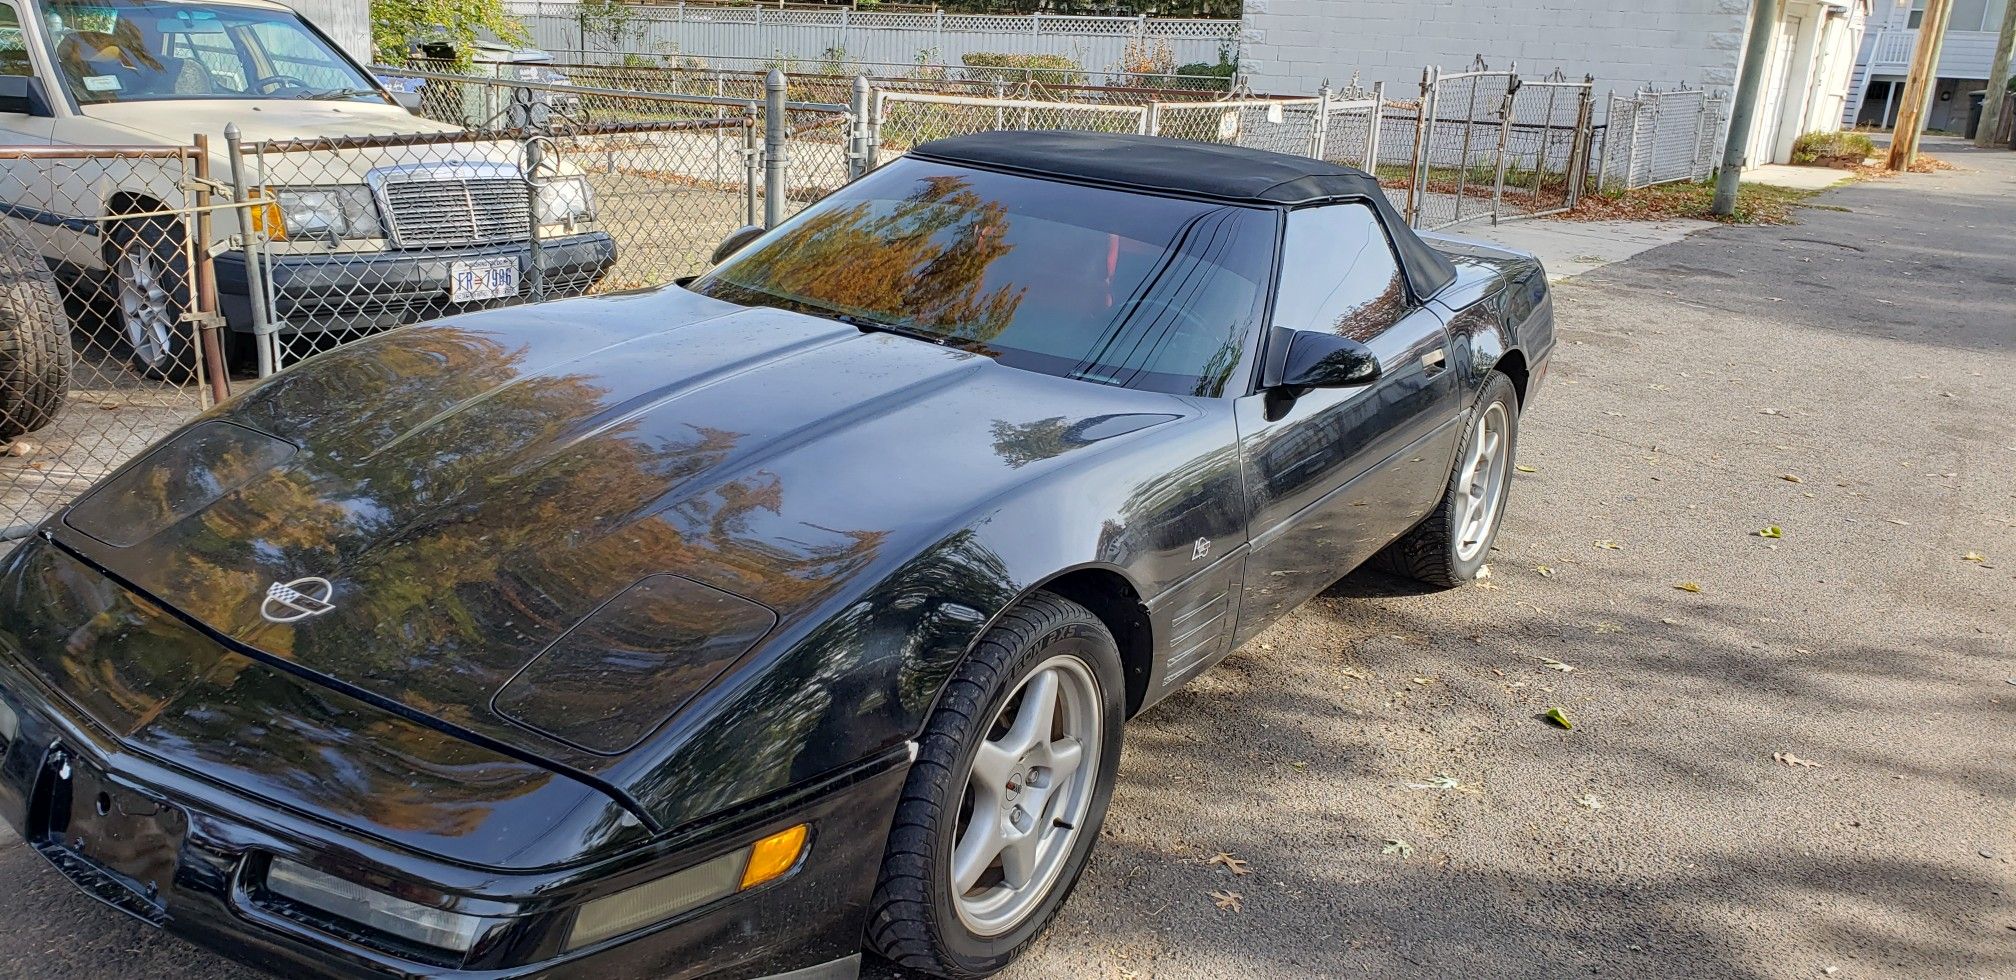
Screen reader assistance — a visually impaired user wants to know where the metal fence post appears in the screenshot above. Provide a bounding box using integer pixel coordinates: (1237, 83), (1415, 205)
(1490, 77), (1516, 225)
(1626, 90), (1644, 189)
(524, 137), (547, 303)
(1311, 81), (1331, 159)
(1408, 67), (1433, 227)
(744, 106), (761, 228)
(848, 75), (870, 179)
(223, 123), (275, 379)
(865, 88), (882, 171)
(763, 68), (787, 228)
(1366, 80), (1385, 173)
(1568, 78), (1594, 209)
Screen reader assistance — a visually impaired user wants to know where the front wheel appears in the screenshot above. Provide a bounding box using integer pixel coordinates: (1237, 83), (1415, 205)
(867, 592), (1124, 979)
(107, 214), (195, 383)
(1376, 371), (1521, 588)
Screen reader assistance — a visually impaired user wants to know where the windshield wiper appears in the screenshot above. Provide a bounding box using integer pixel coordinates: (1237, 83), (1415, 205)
(299, 87), (380, 101)
(818, 310), (949, 347)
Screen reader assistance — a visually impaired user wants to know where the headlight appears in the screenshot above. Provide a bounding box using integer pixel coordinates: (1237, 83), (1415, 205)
(273, 185), (383, 241)
(264, 859), (494, 953)
(566, 823), (807, 951)
(535, 175), (594, 223)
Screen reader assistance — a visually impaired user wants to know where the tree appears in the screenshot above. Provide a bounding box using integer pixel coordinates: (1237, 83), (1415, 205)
(371, 0), (527, 67)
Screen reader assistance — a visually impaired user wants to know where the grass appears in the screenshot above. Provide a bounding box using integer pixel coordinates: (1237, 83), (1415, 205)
(1560, 180), (1823, 225)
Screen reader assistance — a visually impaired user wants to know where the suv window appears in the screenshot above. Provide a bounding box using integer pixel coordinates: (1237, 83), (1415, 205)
(0, 4), (32, 76)
(1272, 204), (1409, 342)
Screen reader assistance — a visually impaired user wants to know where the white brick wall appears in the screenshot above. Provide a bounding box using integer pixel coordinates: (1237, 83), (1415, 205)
(1241, 0), (1753, 99)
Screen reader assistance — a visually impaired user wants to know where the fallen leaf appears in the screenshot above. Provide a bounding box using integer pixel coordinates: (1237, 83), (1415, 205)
(1410, 677), (1434, 686)
(98, 399), (121, 410)
(1537, 658), (1576, 673)
(1515, 464), (1539, 473)
(1381, 838), (1414, 857)
(1755, 525), (1783, 539)
(1779, 473), (1804, 484)
(1407, 774), (1475, 793)
(1544, 707), (1574, 730)
(1594, 539), (1621, 550)
(1674, 582), (1703, 593)
(1886, 519), (1909, 525)
(1208, 852), (1252, 876)
(1963, 552), (1987, 563)
(1210, 889), (1243, 911)
(1289, 760), (1309, 772)
(3, 439), (37, 457)
(1773, 752), (1820, 768)
(1535, 565), (1554, 577)
(1575, 793), (1604, 810)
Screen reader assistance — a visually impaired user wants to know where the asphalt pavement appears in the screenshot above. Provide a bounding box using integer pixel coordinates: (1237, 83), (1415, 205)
(4, 140), (2012, 980)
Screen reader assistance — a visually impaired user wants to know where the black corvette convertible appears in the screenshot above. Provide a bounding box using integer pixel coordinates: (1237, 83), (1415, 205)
(0, 132), (1552, 979)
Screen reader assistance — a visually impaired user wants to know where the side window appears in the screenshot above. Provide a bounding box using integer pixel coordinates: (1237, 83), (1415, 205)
(0, 4), (33, 77)
(1272, 204), (1409, 342)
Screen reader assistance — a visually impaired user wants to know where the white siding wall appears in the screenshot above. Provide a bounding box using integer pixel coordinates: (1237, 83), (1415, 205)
(1239, 0), (1754, 98)
(280, 0), (373, 64)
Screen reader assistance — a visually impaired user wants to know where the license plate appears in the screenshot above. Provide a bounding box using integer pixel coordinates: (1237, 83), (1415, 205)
(450, 257), (519, 303)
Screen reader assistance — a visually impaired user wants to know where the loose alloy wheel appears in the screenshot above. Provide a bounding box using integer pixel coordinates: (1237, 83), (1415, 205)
(1375, 371), (1522, 588)
(868, 592), (1124, 979)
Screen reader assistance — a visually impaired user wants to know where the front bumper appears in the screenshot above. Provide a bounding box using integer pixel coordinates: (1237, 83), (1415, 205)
(0, 632), (902, 980)
(212, 232), (618, 336)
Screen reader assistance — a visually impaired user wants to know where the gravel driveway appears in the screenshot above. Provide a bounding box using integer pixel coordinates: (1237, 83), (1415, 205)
(3, 141), (2011, 980)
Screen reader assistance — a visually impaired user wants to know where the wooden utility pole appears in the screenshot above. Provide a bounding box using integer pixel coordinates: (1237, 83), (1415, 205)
(1975, 0), (2016, 147)
(1888, 0), (1956, 169)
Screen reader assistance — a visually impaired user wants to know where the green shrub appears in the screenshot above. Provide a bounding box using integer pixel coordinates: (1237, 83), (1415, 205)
(960, 52), (1085, 87)
(1790, 129), (1876, 166)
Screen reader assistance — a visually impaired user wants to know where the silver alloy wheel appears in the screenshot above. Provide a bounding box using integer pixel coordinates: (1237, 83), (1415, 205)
(1454, 400), (1511, 563)
(950, 653), (1102, 937)
(116, 247), (177, 370)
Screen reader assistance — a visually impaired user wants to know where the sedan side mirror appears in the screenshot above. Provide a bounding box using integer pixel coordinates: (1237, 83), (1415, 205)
(0, 76), (54, 118)
(711, 224), (765, 265)
(1278, 330), (1382, 390)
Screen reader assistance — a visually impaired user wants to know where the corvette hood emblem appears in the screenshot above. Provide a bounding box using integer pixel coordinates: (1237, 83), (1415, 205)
(261, 577), (336, 624)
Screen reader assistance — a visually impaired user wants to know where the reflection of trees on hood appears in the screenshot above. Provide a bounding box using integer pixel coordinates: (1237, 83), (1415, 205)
(732, 175), (1025, 343)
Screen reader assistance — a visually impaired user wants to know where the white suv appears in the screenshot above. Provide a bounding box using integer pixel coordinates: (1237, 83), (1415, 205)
(0, 0), (614, 377)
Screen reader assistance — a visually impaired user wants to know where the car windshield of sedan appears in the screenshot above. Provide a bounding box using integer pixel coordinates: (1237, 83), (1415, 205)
(689, 159), (1277, 397)
(43, 0), (381, 104)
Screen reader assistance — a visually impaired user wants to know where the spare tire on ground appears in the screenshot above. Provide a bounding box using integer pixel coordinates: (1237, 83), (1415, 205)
(0, 221), (73, 442)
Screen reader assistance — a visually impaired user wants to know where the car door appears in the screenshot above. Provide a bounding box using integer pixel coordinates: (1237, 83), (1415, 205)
(0, 1), (58, 254)
(1231, 202), (1466, 642)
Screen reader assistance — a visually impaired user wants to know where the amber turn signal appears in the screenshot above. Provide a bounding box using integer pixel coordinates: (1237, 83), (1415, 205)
(740, 824), (808, 890)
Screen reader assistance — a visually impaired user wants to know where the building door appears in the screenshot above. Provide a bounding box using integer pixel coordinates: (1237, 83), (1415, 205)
(1750, 12), (1805, 166)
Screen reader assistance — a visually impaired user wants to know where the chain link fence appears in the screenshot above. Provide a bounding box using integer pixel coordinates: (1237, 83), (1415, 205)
(0, 146), (224, 537)
(1594, 86), (1723, 192)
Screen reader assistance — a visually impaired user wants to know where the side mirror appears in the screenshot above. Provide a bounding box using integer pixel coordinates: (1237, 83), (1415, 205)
(711, 224), (764, 265)
(0, 76), (54, 118)
(1278, 330), (1382, 390)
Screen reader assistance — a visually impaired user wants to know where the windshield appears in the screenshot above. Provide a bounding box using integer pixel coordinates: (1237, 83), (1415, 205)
(42, 0), (381, 105)
(690, 159), (1276, 398)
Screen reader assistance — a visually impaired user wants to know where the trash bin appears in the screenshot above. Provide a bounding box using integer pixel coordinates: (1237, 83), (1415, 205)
(1966, 90), (1985, 140)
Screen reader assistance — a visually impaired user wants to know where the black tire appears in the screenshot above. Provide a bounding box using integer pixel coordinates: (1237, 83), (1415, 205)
(0, 222), (74, 441)
(1375, 371), (1521, 588)
(866, 592), (1125, 979)
(106, 212), (195, 383)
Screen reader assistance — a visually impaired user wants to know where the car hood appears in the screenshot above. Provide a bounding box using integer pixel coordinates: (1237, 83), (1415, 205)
(43, 286), (1189, 795)
(82, 98), (460, 146)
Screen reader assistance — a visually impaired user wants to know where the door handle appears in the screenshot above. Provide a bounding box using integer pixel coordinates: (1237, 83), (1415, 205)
(1420, 349), (1447, 374)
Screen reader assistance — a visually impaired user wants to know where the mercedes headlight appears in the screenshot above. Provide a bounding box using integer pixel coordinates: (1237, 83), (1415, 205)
(536, 175), (595, 223)
(273, 185), (383, 241)
(264, 859), (495, 952)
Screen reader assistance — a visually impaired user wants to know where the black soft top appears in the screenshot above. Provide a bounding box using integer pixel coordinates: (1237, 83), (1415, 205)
(911, 130), (1458, 299)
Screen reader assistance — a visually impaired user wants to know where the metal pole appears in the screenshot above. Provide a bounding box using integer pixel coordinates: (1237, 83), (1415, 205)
(1312, 81), (1331, 159)
(744, 107), (760, 227)
(525, 138), (547, 303)
(1489, 79), (1515, 224)
(1714, 0), (1782, 214)
(1366, 81), (1385, 172)
(849, 75), (870, 179)
(189, 135), (228, 402)
(223, 123), (274, 379)
(764, 68), (787, 228)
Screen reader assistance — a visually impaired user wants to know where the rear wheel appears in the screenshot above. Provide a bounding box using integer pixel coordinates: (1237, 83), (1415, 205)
(1376, 371), (1520, 588)
(867, 592), (1124, 978)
